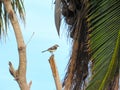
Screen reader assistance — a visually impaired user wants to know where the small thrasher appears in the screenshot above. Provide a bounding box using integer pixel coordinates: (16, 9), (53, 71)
(42, 44), (59, 54)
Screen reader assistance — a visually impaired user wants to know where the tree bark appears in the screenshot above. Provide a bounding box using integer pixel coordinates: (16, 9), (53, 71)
(49, 55), (62, 90)
(110, 74), (119, 90)
(64, 39), (79, 90)
(3, 0), (31, 90)
(113, 74), (119, 90)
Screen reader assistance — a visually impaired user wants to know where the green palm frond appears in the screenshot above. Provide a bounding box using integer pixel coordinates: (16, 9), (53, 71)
(86, 0), (120, 90)
(0, 0), (25, 38)
(11, 0), (25, 21)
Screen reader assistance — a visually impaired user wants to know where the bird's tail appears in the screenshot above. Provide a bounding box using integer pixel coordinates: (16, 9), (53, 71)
(41, 50), (47, 53)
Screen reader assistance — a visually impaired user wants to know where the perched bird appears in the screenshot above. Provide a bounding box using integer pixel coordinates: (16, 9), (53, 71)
(42, 44), (59, 54)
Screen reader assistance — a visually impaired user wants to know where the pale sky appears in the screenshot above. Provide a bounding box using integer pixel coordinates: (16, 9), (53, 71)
(0, 0), (71, 90)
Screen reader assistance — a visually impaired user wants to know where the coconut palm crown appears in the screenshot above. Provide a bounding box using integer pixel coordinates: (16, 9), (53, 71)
(54, 0), (120, 90)
(0, 0), (25, 38)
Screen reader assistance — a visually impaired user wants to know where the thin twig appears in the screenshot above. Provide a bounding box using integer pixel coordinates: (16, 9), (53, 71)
(26, 32), (35, 46)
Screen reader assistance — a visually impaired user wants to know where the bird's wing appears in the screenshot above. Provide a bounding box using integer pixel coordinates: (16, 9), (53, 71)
(48, 46), (57, 51)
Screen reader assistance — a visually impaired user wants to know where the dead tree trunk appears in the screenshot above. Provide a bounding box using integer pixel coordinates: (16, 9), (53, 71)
(49, 55), (62, 90)
(3, 0), (31, 90)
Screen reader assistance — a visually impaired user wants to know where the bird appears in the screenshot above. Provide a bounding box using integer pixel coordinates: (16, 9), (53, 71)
(41, 44), (59, 54)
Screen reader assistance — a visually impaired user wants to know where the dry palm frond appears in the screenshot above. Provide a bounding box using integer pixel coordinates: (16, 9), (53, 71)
(61, 0), (90, 89)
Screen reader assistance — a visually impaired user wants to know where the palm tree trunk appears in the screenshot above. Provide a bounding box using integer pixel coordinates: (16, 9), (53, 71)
(3, 0), (31, 90)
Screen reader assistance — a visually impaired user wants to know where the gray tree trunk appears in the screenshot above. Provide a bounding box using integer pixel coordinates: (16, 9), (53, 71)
(3, 0), (31, 90)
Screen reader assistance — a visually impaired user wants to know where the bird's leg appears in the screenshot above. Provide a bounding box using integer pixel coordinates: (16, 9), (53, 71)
(50, 52), (54, 55)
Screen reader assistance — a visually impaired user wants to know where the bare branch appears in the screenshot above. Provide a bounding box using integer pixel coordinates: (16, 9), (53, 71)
(49, 55), (62, 90)
(26, 32), (35, 46)
(9, 61), (18, 80)
(29, 81), (32, 89)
